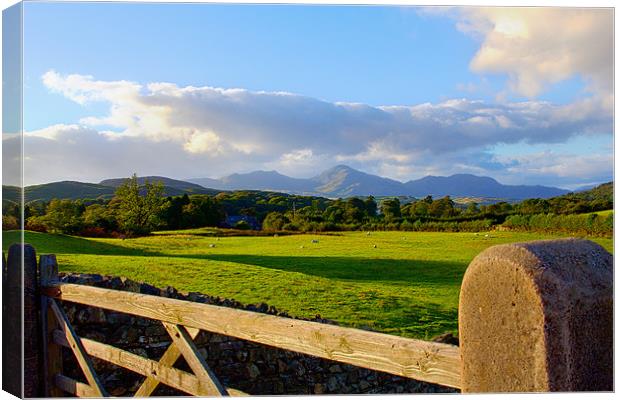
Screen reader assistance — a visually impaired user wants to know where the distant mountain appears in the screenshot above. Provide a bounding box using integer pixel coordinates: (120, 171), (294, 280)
(404, 174), (568, 199)
(311, 165), (404, 197)
(99, 176), (215, 194)
(192, 170), (310, 192)
(189, 165), (570, 200)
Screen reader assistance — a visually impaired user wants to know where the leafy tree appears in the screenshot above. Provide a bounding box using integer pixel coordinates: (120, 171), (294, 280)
(380, 198), (401, 222)
(40, 199), (84, 234)
(262, 212), (289, 231)
(465, 202), (480, 215)
(83, 203), (118, 231)
(364, 196), (378, 217)
(114, 174), (165, 235)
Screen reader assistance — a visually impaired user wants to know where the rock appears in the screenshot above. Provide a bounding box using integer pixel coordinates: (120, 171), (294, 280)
(247, 364), (261, 380)
(109, 386), (127, 396)
(199, 348), (209, 359)
(313, 383), (325, 394)
(87, 307), (107, 324)
(327, 376), (339, 392)
(328, 364), (342, 373)
(139, 283), (160, 296)
(431, 332), (459, 346)
(145, 324), (166, 337)
(120, 277), (141, 292)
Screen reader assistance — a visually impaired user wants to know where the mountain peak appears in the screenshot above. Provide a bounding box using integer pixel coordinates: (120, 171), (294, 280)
(188, 166), (569, 199)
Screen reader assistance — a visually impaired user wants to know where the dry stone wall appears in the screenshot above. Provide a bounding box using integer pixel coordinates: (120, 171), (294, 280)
(59, 273), (458, 396)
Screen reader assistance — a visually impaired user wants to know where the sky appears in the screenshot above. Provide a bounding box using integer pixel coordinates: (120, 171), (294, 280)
(3, 2), (614, 189)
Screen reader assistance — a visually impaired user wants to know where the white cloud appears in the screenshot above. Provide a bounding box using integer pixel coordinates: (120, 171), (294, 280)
(15, 70), (612, 187)
(441, 7), (613, 98)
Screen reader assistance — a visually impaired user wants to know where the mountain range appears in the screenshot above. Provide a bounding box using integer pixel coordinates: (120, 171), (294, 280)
(188, 165), (570, 199)
(3, 165), (575, 204)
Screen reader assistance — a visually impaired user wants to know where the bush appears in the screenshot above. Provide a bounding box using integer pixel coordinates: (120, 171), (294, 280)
(503, 212), (613, 237)
(2, 215), (19, 230)
(234, 220), (251, 230)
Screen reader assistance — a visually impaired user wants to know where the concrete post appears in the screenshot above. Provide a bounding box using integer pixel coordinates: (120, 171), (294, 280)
(459, 238), (613, 392)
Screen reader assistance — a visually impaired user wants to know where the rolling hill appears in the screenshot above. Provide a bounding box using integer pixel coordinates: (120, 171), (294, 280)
(3, 177), (221, 203)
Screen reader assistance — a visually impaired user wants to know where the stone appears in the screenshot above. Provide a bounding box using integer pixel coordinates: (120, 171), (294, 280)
(87, 307), (107, 324)
(328, 364), (342, 373)
(327, 376), (339, 392)
(431, 332), (459, 346)
(459, 239), (613, 392)
(139, 282), (160, 296)
(313, 383), (325, 394)
(247, 363), (261, 380)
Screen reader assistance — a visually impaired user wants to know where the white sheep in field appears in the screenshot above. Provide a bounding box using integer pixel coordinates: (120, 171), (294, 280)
(311, 239), (319, 244)
(209, 244), (216, 248)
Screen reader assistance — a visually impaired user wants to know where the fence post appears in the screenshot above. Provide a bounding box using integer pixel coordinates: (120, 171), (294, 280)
(3, 243), (42, 397)
(458, 238), (613, 392)
(40, 254), (64, 396)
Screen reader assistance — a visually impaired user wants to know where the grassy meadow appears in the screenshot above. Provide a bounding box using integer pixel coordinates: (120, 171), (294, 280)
(2, 229), (613, 339)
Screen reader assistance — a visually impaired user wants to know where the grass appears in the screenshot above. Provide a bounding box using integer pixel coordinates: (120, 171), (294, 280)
(2, 229), (613, 340)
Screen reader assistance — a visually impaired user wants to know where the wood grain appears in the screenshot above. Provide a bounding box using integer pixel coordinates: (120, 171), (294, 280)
(39, 254), (65, 397)
(50, 299), (107, 396)
(54, 374), (100, 398)
(50, 283), (462, 388)
(163, 322), (228, 396)
(54, 330), (225, 396)
(134, 326), (200, 397)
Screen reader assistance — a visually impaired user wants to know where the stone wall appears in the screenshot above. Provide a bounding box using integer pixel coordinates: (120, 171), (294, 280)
(58, 273), (458, 396)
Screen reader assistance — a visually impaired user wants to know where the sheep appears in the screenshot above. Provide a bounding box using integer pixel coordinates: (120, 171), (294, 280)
(373, 244), (377, 248)
(311, 239), (319, 244)
(209, 244), (216, 248)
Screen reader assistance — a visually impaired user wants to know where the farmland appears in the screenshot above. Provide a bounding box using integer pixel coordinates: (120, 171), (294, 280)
(2, 229), (613, 339)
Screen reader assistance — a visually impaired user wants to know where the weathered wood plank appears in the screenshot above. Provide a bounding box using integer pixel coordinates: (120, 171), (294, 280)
(53, 330), (224, 396)
(39, 254), (65, 397)
(163, 322), (228, 396)
(23, 243), (41, 397)
(50, 300), (107, 396)
(54, 374), (100, 398)
(3, 245), (23, 397)
(49, 283), (461, 388)
(134, 326), (200, 397)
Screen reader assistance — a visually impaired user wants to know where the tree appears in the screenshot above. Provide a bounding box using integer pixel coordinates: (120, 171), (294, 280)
(83, 203), (118, 231)
(262, 212), (289, 231)
(114, 174), (165, 235)
(465, 202), (480, 215)
(380, 198), (401, 222)
(40, 199), (84, 234)
(364, 196), (378, 217)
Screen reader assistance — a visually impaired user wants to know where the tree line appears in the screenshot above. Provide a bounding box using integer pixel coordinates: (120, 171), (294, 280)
(1, 175), (613, 237)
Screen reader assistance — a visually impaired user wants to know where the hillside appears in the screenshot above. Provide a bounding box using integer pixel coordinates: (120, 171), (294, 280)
(3, 176), (221, 203)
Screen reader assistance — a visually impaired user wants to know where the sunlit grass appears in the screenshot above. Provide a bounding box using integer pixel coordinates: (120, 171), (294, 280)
(3, 229), (612, 339)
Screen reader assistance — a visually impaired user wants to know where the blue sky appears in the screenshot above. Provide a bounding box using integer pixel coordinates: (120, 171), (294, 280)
(5, 2), (614, 188)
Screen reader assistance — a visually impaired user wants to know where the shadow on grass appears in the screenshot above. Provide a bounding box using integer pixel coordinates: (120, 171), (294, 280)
(3, 230), (163, 257)
(174, 253), (466, 286)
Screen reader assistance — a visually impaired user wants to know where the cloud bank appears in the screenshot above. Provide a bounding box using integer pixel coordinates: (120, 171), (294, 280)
(437, 7), (613, 98)
(9, 69), (612, 187)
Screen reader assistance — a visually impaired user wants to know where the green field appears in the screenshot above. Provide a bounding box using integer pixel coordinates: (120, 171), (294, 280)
(2, 229), (613, 339)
